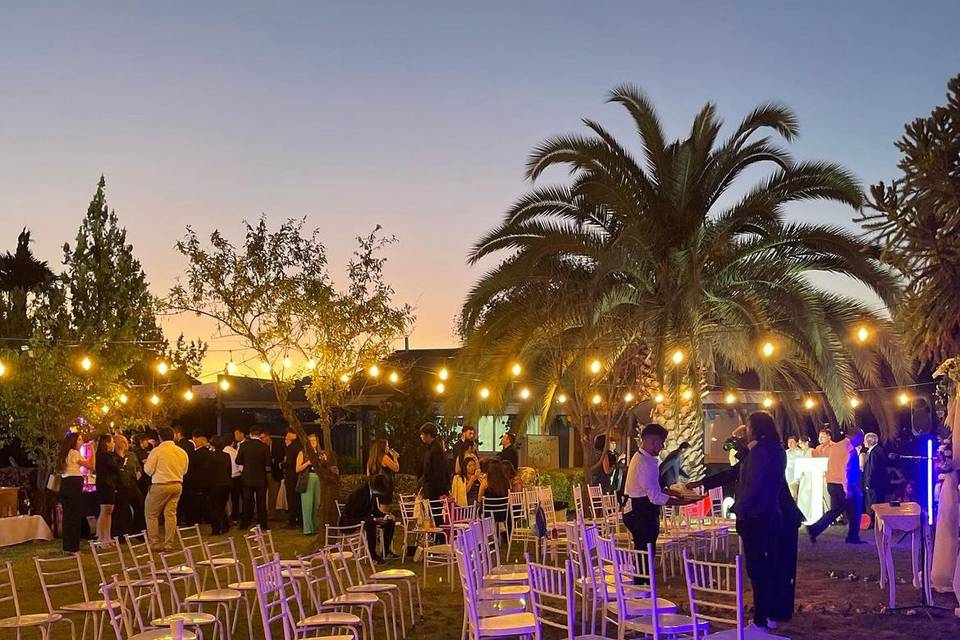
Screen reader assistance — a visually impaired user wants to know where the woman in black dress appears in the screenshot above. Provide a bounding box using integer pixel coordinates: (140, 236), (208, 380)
(95, 434), (120, 544)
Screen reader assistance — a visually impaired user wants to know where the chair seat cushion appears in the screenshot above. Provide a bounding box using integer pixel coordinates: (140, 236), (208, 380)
(281, 568), (307, 579)
(478, 599), (527, 617)
(478, 584), (530, 600)
(151, 612), (217, 626)
(370, 568), (415, 580)
(61, 600), (108, 612)
(199, 558), (239, 567)
(347, 583), (397, 593)
(477, 612), (536, 636)
(185, 588), (242, 602)
(131, 630), (198, 640)
(165, 564), (195, 575)
(703, 627), (790, 639)
(423, 544), (451, 554)
(228, 581), (257, 591)
(324, 593), (379, 606)
(0, 613), (62, 628)
(484, 571), (527, 584)
(279, 559), (308, 567)
(326, 551), (354, 561)
(625, 613), (708, 634)
(298, 612), (362, 626)
(606, 597), (677, 617)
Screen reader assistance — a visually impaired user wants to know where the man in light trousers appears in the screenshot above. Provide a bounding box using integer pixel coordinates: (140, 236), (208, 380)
(143, 426), (189, 550)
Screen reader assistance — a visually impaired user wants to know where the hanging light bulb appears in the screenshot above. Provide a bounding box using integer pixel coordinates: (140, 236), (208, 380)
(388, 371), (399, 384)
(761, 341), (775, 358)
(149, 394), (160, 406)
(479, 387), (490, 400)
(438, 367), (449, 381)
(368, 364), (380, 378)
(435, 382), (446, 394)
(219, 378), (231, 391)
(259, 361), (271, 374)
(856, 326), (870, 343)
(118, 393), (129, 405)
(849, 397), (861, 409)
(623, 391), (635, 403)
(183, 389), (194, 401)
(589, 359), (602, 374)
(339, 373), (350, 383)
(226, 361), (238, 375)
(804, 397), (816, 410)
(100, 404), (109, 415)
(0, 361), (7, 377)
(654, 392), (665, 404)
(897, 392), (911, 407)
(681, 388), (693, 401)
(591, 393), (602, 405)
(510, 363), (522, 377)
(519, 387), (531, 400)
(80, 356), (93, 371)
(762, 396), (774, 409)
(282, 356), (293, 369)
(556, 393), (567, 404)
(306, 358), (317, 370)
(724, 392), (737, 405)
(157, 361), (169, 375)
(671, 350), (685, 365)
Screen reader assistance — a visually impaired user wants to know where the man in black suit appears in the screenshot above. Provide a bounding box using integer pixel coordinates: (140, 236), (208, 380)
(863, 432), (889, 528)
(207, 436), (233, 535)
(176, 426), (197, 523)
(418, 423), (450, 504)
(188, 431), (215, 527)
(283, 428), (303, 527)
(236, 426), (270, 529)
(340, 474), (395, 563)
(498, 431), (519, 473)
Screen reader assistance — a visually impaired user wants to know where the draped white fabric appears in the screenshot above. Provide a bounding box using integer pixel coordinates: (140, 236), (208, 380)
(0, 515), (53, 547)
(931, 394), (960, 599)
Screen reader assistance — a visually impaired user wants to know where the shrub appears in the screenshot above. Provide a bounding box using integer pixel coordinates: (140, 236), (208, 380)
(536, 467), (584, 507)
(337, 473), (418, 504)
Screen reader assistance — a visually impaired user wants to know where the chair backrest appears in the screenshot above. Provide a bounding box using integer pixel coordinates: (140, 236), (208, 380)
(0, 561), (23, 620)
(450, 503), (477, 524)
(90, 538), (125, 588)
(508, 490), (528, 528)
(253, 555), (294, 640)
(587, 484), (605, 519)
(564, 520), (602, 603)
(245, 531), (268, 567)
(123, 532), (154, 581)
(683, 550), (744, 639)
(599, 537), (661, 636)
(526, 556), (575, 640)
(324, 523), (367, 578)
(708, 487), (724, 518)
(572, 483), (587, 521)
(123, 560), (168, 632)
(397, 494), (417, 529)
(35, 553), (94, 612)
(159, 548), (202, 611)
(335, 501), (344, 517)
(177, 524), (207, 562)
(480, 495), (508, 523)
(298, 547), (339, 613)
(425, 498), (449, 526)
(100, 576), (135, 640)
(205, 537), (245, 587)
(454, 546), (483, 637)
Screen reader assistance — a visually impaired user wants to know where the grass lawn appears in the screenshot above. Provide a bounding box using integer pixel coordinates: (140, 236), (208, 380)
(1, 519), (958, 639)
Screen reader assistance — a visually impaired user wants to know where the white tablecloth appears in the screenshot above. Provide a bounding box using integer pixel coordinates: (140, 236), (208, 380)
(0, 515), (53, 547)
(872, 502), (931, 608)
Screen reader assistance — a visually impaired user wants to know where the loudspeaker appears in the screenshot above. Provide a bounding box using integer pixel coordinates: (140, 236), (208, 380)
(911, 398), (933, 436)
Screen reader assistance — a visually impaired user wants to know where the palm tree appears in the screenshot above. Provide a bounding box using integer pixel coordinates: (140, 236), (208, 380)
(0, 229), (55, 338)
(459, 85), (907, 479)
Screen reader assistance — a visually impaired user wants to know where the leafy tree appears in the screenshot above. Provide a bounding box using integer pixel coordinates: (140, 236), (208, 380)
(0, 229), (55, 339)
(168, 218), (412, 531)
(859, 74), (960, 367)
(370, 381), (437, 475)
(461, 85), (907, 478)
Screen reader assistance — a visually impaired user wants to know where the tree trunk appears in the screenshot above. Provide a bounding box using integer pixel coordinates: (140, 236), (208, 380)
(651, 397), (706, 481)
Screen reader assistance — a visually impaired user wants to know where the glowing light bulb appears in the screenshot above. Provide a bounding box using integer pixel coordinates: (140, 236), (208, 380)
(438, 367), (449, 381)
(80, 356), (93, 371)
(654, 393), (665, 404)
(368, 364), (380, 378)
(591, 393), (602, 405)
(849, 397), (861, 409)
(856, 326), (870, 343)
(724, 392), (737, 405)
(118, 393), (128, 405)
(260, 361), (271, 374)
(339, 373), (350, 383)
(897, 392), (910, 407)
(435, 382), (445, 394)
(671, 350), (685, 365)
(762, 397), (774, 409)
(226, 361), (238, 375)
(100, 404), (109, 414)
(149, 394), (160, 406)
(557, 393), (567, 404)
(519, 387), (530, 400)
(0, 361), (6, 377)
(479, 387), (490, 400)
(157, 361), (169, 375)
(183, 389), (194, 401)
(282, 356), (293, 369)
(219, 379), (231, 391)
(589, 359), (602, 374)
(624, 391), (635, 403)
(681, 388), (693, 401)
(510, 363), (522, 377)
(761, 342), (775, 358)
(804, 397), (816, 410)
(388, 371), (399, 384)
(306, 359), (317, 370)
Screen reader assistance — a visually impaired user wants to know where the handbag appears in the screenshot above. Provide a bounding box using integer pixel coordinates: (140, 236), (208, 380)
(534, 501), (548, 538)
(46, 474), (61, 493)
(295, 471), (310, 494)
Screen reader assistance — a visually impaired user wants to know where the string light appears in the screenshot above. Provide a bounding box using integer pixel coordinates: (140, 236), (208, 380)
(804, 397), (816, 410)
(724, 392), (737, 405)
(183, 389), (194, 401)
(219, 379), (231, 391)
(479, 387), (490, 400)
(157, 361), (169, 375)
(80, 356), (93, 371)
(438, 367), (449, 381)
(282, 356), (293, 369)
(623, 391), (635, 403)
(510, 363), (522, 377)
(306, 359), (317, 370)
(557, 393), (567, 404)
(671, 349), (685, 365)
(849, 397), (861, 409)
(897, 392), (911, 407)
(388, 371), (399, 384)
(368, 364), (380, 378)
(149, 394), (160, 406)
(762, 396), (774, 409)
(339, 373), (350, 383)
(761, 341), (775, 358)
(856, 326), (870, 343)
(226, 361), (238, 375)
(435, 382), (445, 394)
(119, 393), (128, 405)
(259, 361), (271, 374)
(681, 388), (693, 401)
(0, 361), (7, 377)
(589, 359), (602, 374)
(519, 387), (531, 400)
(100, 404), (109, 415)
(654, 392), (665, 404)
(591, 393), (602, 405)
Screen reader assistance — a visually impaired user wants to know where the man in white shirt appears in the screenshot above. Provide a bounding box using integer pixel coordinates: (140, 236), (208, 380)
(623, 423), (698, 553)
(144, 426), (189, 550)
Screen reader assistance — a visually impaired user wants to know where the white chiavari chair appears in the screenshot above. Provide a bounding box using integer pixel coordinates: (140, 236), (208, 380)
(101, 576), (198, 640)
(0, 560), (67, 640)
(454, 544), (535, 640)
(298, 548), (381, 640)
(506, 490), (537, 562)
(35, 553), (108, 640)
(159, 548), (241, 640)
(527, 555), (608, 640)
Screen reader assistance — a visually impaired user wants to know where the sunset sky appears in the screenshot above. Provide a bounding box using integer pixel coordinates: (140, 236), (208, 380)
(3, 2), (959, 381)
